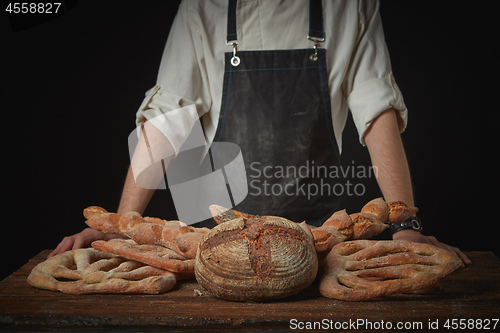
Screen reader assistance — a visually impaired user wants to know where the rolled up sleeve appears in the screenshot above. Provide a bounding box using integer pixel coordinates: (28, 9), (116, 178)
(135, 0), (211, 156)
(344, 0), (408, 145)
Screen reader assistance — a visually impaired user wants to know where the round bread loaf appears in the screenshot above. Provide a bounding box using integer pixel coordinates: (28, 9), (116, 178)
(195, 215), (318, 301)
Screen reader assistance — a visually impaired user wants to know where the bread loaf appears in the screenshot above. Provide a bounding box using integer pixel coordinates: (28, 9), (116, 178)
(27, 248), (177, 294)
(310, 198), (419, 253)
(84, 207), (207, 258)
(319, 240), (462, 301)
(91, 239), (194, 277)
(195, 215), (318, 301)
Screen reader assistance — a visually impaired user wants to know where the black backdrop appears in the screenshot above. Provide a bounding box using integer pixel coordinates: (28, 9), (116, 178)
(2, 1), (497, 280)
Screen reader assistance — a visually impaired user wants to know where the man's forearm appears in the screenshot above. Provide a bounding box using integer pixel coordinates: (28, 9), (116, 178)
(363, 109), (472, 265)
(117, 120), (175, 215)
(117, 165), (156, 215)
(364, 108), (414, 206)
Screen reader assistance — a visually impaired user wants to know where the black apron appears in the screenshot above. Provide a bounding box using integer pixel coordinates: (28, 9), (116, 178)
(203, 0), (341, 226)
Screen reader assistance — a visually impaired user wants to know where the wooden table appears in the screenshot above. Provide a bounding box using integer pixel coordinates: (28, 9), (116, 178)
(0, 250), (499, 332)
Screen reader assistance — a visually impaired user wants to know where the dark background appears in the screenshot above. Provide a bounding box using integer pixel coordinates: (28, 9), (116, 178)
(1, 1), (496, 280)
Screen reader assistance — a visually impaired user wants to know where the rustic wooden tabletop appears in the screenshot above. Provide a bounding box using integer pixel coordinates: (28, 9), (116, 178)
(0, 250), (498, 332)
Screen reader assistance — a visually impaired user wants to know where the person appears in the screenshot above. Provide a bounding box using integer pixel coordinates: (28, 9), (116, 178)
(49, 0), (471, 265)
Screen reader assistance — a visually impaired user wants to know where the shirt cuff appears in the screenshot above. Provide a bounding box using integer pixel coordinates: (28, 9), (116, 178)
(347, 73), (408, 145)
(136, 85), (200, 156)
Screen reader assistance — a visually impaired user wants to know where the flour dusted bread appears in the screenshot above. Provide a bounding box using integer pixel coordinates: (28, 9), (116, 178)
(84, 206), (208, 258)
(91, 239), (194, 278)
(387, 201), (419, 224)
(28, 206), (207, 295)
(311, 226), (347, 253)
(195, 214), (318, 301)
(27, 248), (177, 294)
(33, 199), (460, 301)
(360, 197), (390, 221)
(349, 213), (387, 240)
(309, 198), (420, 254)
(323, 209), (353, 238)
(319, 240), (462, 301)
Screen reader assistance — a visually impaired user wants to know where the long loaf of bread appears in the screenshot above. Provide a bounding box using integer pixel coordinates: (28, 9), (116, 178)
(312, 198), (418, 253)
(84, 207), (209, 259)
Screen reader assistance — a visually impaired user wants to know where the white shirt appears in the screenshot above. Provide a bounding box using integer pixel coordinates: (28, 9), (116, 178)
(136, 0), (407, 156)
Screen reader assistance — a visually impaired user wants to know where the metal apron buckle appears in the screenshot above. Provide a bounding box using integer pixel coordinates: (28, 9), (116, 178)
(227, 40), (240, 67)
(307, 36), (324, 62)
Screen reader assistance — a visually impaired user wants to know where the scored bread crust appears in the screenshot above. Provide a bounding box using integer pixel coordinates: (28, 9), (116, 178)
(195, 216), (318, 301)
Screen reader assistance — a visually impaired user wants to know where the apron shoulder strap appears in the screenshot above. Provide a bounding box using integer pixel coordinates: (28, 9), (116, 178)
(226, 0), (238, 44)
(308, 0), (325, 42)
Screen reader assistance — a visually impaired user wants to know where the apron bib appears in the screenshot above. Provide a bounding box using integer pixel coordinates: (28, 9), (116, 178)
(205, 0), (341, 226)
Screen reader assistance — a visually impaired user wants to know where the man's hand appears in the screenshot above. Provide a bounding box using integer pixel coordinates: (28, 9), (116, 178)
(393, 229), (472, 266)
(47, 228), (128, 258)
